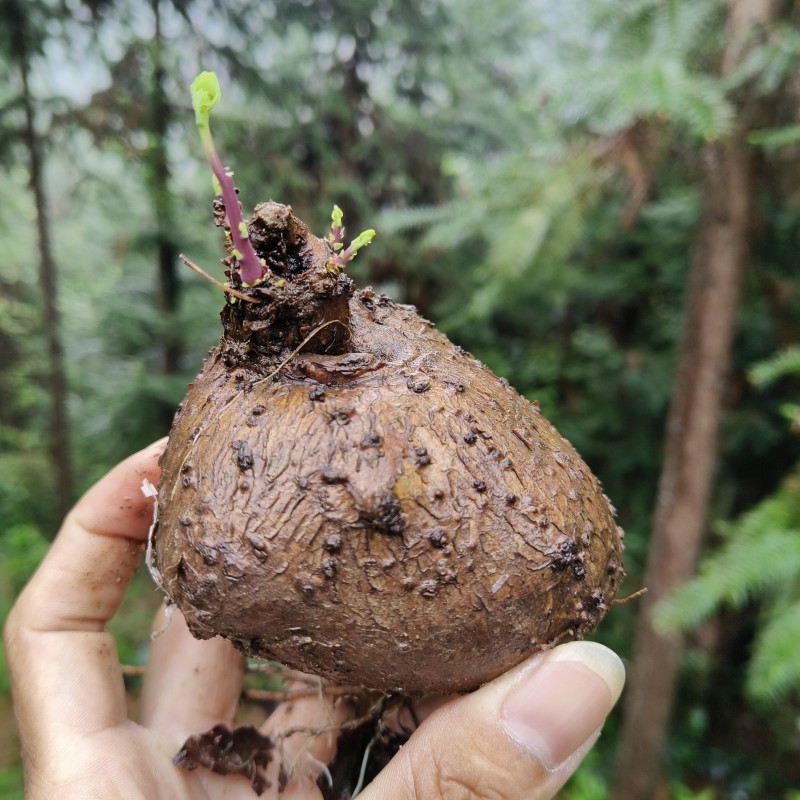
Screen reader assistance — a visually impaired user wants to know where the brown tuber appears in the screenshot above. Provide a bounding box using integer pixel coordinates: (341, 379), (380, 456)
(151, 196), (624, 697)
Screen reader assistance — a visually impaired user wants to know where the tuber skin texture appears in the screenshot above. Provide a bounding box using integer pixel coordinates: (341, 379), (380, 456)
(153, 202), (624, 697)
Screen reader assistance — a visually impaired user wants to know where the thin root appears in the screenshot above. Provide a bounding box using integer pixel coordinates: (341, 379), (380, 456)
(351, 733), (379, 798)
(180, 253), (259, 303)
(242, 687), (364, 704)
(252, 319), (352, 388)
(275, 694), (389, 744)
(612, 587), (648, 605)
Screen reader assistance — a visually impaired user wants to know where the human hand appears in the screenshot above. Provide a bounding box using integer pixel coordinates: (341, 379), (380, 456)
(4, 439), (625, 799)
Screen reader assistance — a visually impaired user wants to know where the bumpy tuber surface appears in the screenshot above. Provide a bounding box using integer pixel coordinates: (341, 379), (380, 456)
(152, 199), (624, 697)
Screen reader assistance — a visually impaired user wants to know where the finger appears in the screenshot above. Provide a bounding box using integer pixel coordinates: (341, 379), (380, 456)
(360, 641), (625, 800)
(13, 437), (167, 633)
(260, 677), (358, 798)
(139, 605), (245, 743)
(3, 439), (167, 743)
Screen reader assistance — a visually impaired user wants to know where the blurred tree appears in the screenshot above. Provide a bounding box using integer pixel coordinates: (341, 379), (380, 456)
(1, 0), (73, 522)
(73, 0), (198, 432)
(148, 0), (181, 382)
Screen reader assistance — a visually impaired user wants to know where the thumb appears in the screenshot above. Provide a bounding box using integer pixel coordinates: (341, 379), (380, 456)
(361, 641), (624, 800)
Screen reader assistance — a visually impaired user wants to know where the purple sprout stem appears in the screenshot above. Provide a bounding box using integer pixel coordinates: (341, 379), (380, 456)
(200, 133), (264, 285)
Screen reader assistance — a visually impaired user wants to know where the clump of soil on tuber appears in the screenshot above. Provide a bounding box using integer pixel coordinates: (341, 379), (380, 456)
(150, 73), (624, 699)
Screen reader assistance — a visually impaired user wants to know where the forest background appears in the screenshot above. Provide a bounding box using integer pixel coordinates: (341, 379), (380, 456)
(1, 0), (799, 798)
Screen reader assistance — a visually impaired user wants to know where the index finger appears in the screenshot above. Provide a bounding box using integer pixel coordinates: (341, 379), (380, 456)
(4, 438), (166, 742)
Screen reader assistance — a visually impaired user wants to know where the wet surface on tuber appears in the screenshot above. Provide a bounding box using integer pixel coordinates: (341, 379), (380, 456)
(154, 202), (624, 697)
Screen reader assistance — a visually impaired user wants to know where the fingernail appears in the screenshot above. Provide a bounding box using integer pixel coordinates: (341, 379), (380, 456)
(499, 641), (625, 770)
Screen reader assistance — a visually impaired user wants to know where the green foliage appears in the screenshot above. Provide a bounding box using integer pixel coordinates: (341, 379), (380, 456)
(749, 125), (800, 150)
(671, 785), (718, 800)
(726, 22), (800, 94)
(747, 598), (800, 703)
(750, 346), (800, 389)
(0, 768), (24, 800)
(383, 149), (603, 326)
(539, 0), (731, 139)
(559, 750), (608, 800)
(656, 484), (800, 626)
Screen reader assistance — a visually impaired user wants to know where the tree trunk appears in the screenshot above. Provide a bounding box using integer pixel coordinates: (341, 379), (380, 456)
(6, 0), (74, 523)
(149, 0), (181, 381)
(611, 2), (780, 797)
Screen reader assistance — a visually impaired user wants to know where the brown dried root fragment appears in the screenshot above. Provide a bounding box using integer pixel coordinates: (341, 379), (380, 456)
(173, 688), (383, 795)
(173, 724), (274, 796)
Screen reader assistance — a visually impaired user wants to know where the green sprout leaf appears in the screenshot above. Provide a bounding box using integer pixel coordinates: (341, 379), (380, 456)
(324, 205), (376, 274)
(348, 229), (376, 253)
(328, 204), (345, 248)
(191, 71), (221, 128)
